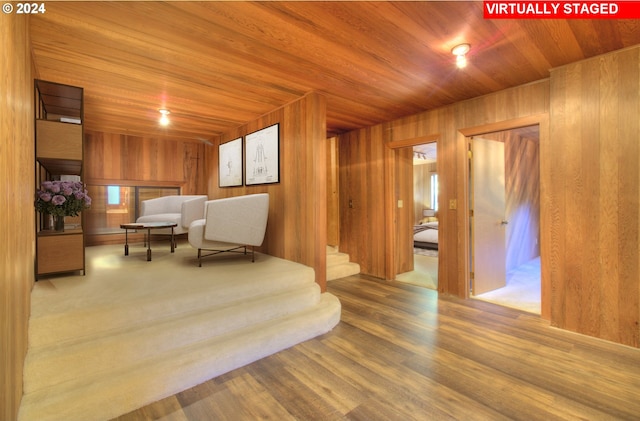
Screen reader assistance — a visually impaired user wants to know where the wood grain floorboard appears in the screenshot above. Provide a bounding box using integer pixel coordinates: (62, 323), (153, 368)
(113, 275), (640, 421)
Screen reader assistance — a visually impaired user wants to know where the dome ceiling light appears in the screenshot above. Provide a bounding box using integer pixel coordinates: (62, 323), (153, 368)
(451, 43), (470, 69)
(158, 109), (171, 126)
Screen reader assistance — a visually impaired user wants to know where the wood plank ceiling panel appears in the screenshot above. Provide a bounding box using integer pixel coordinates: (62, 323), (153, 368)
(29, 1), (640, 140)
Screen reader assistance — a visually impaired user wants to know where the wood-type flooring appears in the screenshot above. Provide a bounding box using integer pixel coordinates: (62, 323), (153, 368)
(113, 275), (640, 421)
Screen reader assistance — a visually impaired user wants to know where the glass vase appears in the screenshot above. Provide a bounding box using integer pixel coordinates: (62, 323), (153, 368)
(54, 215), (65, 232)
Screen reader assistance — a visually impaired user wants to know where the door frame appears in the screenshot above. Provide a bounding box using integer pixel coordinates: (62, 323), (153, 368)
(459, 114), (550, 319)
(386, 134), (440, 281)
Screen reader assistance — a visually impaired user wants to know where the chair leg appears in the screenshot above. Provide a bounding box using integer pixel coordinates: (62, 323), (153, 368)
(198, 249), (202, 267)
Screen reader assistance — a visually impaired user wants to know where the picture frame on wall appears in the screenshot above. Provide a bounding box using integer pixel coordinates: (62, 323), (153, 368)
(245, 123), (280, 185)
(218, 137), (243, 187)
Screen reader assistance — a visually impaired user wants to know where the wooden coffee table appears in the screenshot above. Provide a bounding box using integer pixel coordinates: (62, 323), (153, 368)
(120, 222), (178, 261)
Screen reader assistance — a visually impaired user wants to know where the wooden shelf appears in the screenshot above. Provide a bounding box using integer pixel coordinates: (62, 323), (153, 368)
(35, 80), (85, 278)
(36, 232), (84, 275)
(38, 228), (83, 237)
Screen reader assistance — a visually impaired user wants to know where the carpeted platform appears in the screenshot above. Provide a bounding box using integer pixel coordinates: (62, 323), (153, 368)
(19, 243), (341, 421)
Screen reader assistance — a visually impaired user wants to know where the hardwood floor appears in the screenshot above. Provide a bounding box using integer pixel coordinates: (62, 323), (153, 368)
(113, 275), (640, 421)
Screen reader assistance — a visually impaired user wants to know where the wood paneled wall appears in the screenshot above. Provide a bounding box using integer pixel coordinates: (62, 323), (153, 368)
(339, 46), (640, 347)
(1, 13), (34, 421)
(84, 131), (207, 193)
(207, 93), (328, 290)
(327, 137), (339, 247)
(339, 81), (549, 298)
(549, 46), (640, 347)
(339, 126), (388, 278)
(83, 131), (207, 245)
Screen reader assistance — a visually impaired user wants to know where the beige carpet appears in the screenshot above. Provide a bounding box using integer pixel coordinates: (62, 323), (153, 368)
(395, 254), (438, 290)
(20, 242), (340, 421)
(473, 257), (541, 314)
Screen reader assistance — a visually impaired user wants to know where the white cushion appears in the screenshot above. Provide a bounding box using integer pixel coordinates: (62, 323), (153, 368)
(188, 194), (269, 250)
(137, 195), (207, 235)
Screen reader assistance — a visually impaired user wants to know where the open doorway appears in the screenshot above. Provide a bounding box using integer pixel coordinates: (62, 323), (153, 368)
(396, 142), (438, 290)
(469, 125), (541, 313)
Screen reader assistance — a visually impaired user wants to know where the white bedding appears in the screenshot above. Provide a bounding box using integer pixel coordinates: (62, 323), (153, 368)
(414, 222), (438, 245)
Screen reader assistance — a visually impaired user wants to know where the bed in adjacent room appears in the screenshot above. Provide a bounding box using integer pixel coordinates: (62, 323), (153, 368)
(414, 221), (438, 250)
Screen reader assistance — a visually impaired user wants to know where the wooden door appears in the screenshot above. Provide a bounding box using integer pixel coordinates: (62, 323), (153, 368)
(471, 137), (507, 295)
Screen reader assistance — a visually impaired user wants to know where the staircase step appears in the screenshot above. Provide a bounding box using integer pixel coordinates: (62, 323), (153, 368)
(326, 245), (360, 281)
(21, 246), (341, 421)
(328, 262), (361, 281)
(28, 252), (315, 349)
(23, 282), (322, 394)
(327, 250), (351, 266)
(19, 294), (341, 421)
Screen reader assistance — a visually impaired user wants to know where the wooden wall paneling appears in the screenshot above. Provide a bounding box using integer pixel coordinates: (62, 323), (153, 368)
(339, 127), (386, 278)
(84, 130), (204, 192)
(597, 52), (621, 341)
(338, 130), (357, 269)
(183, 142), (205, 195)
(549, 46), (640, 347)
(207, 93), (327, 289)
(615, 48), (640, 347)
(395, 147), (414, 275)
(84, 130), (207, 246)
(450, 125), (467, 298)
(339, 80), (550, 302)
(1, 12), (34, 421)
(577, 57), (601, 337)
(369, 125), (387, 278)
(327, 137), (339, 247)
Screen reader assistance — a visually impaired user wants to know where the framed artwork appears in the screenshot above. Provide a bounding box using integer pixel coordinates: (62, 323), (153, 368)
(245, 123), (280, 185)
(218, 137), (243, 187)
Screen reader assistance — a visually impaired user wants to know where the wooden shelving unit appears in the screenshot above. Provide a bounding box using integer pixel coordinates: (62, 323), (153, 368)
(35, 79), (86, 278)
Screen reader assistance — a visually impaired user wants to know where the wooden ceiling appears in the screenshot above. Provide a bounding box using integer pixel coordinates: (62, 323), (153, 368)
(30, 2), (640, 141)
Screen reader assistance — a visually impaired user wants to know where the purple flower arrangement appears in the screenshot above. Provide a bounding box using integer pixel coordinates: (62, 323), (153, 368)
(35, 180), (92, 216)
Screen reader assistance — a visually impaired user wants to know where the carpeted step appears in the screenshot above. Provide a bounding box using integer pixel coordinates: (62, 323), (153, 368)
(28, 252), (316, 349)
(326, 245), (360, 281)
(326, 248), (350, 266)
(23, 282), (322, 394)
(328, 262), (361, 281)
(21, 245), (342, 421)
(18, 294), (341, 421)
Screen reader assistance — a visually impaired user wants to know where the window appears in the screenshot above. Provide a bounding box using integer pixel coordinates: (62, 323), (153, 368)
(85, 185), (180, 234)
(430, 173), (439, 211)
(107, 185), (120, 205)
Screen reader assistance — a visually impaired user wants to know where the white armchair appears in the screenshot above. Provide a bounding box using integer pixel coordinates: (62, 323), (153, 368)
(188, 193), (269, 266)
(137, 195), (208, 235)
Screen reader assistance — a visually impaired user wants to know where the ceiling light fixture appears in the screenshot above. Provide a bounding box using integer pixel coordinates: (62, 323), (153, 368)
(451, 43), (470, 69)
(158, 109), (171, 126)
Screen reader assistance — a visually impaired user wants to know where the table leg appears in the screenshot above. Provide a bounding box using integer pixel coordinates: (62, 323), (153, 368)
(124, 229), (129, 256)
(170, 226), (175, 253)
(146, 228), (152, 261)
